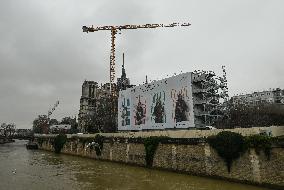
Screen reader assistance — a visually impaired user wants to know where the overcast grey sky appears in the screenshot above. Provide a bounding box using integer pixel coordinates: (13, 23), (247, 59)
(0, 0), (283, 128)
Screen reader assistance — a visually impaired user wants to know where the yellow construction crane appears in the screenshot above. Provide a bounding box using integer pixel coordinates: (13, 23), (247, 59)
(82, 22), (191, 96)
(42, 100), (59, 134)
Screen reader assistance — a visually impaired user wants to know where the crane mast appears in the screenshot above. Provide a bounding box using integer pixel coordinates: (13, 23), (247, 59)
(42, 100), (59, 134)
(47, 100), (59, 124)
(82, 22), (191, 96)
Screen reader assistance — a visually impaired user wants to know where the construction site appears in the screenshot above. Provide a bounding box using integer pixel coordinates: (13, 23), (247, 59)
(77, 22), (229, 132)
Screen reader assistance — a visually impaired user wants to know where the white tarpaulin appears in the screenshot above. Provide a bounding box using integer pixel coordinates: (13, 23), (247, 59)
(118, 72), (195, 131)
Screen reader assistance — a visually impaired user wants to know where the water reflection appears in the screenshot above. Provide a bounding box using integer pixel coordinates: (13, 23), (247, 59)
(0, 140), (271, 190)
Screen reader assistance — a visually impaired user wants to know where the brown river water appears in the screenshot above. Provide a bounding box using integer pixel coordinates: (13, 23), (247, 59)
(0, 140), (272, 190)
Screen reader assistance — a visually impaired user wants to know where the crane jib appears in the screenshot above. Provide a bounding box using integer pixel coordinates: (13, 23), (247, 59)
(81, 22), (191, 97)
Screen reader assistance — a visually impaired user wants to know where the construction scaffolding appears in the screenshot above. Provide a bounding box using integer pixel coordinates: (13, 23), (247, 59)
(192, 68), (228, 128)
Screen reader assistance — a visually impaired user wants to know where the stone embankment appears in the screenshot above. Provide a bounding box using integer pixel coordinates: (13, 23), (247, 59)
(35, 126), (284, 190)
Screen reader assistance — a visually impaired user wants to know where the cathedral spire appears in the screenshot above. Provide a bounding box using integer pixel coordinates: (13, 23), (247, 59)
(145, 75), (148, 84)
(121, 53), (126, 79)
(117, 53), (131, 91)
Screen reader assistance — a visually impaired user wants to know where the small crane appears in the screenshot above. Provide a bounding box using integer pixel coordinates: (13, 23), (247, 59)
(47, 100), (59, 128)
(82, 22), (191, 96)
(48, 100), (59, 121)
(42, 100), (59, 134)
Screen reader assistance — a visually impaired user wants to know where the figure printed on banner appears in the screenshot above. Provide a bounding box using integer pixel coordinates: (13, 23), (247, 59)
(151, 91), (166, 123)
(120, 98), (130, 126)
(171, 87), (191, 123)
(134, 95), (146, 125)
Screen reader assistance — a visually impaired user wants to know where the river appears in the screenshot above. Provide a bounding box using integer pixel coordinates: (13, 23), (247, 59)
(0, 140), (272, 190)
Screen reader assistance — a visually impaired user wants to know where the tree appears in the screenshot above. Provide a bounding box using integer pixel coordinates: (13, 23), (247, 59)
(32, 115), (48, 134)
(49, 119), (59, 126)
(93, 96), (117, 133)
(215, 101), (284, 128)
(0, 123), (16, 138)
(61, 117), (73, 124)
(60, 116), (78, 134)
(86, 114), (97, 133)
(0, 123), (7, 137)
(70, 121), (79, 134)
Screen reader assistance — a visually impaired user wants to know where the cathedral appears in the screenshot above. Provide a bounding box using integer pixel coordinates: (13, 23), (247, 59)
(78, 57), (134, 132)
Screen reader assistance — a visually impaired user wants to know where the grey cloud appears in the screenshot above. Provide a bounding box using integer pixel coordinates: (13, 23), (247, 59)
(0, 0), (283, 128)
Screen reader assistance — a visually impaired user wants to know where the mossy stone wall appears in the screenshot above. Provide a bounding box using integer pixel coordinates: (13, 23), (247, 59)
(37, 136), (284, 189)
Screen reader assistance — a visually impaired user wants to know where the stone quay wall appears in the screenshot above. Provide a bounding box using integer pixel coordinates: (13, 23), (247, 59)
(36, 134), (284, 189)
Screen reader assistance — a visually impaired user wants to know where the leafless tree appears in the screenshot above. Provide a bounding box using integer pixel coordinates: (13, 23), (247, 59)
(0, 123), (16, 138)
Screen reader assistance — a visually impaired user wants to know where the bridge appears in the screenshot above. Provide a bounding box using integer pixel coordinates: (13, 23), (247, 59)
(11, 134), (34, 140)
(0, 135), (34, 144)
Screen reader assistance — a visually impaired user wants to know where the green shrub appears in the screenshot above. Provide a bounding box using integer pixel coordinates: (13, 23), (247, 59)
(94, 134), (104, 156)
(53, 134), (67, 153)
(144, 136), (162, 167)
(246, 135), (273, 159)
(37, 138), (44, 146)
(207, 131), (246, 172)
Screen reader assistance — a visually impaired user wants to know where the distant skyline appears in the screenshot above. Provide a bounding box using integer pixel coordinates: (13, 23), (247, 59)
(0, 0), (283, 128)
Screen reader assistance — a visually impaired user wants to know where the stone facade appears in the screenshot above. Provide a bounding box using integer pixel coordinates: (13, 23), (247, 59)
(78, 81), (98, 132)
(78, 60), (134, 132)
(78, 81), (114, 132)
(232, 88), (284, 105)
(37, 135), (284, 189)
